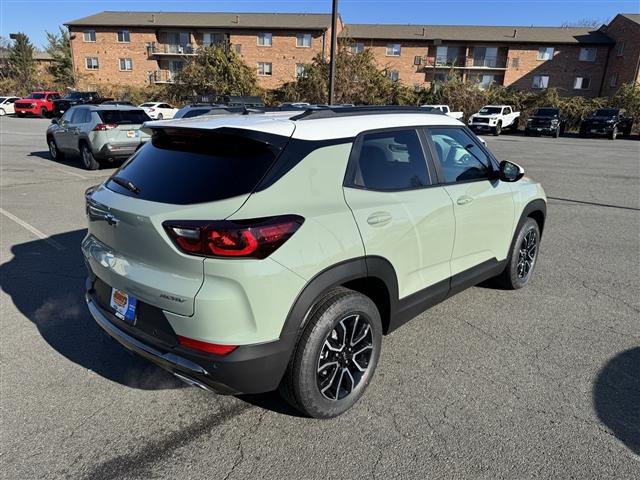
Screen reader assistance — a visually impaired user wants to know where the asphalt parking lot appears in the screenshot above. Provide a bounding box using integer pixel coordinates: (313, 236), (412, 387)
(1, 116), (638, 479)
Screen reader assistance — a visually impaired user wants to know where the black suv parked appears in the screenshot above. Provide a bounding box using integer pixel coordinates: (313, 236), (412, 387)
(524, 107), (565, 138)
(52, 92), (107, 117)
(579, 108), (633, 140)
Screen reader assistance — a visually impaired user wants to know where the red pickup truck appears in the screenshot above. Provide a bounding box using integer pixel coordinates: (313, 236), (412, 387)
(14, 91), (62, 117)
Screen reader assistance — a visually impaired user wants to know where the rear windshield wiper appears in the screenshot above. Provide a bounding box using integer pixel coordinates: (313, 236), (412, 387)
(110, 176), (140, 194)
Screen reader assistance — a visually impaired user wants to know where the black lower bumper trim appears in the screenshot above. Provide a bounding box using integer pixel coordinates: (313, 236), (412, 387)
(85, 291), (294, 395)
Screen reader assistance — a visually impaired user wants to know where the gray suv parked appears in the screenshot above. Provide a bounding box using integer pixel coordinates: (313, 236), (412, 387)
(47, 105), (151, 169)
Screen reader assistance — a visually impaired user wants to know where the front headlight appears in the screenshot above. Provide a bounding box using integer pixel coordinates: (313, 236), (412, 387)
(606, 119), (615, 123)
(30, 103), (36, 108)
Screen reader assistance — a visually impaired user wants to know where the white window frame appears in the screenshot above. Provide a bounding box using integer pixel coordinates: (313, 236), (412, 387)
(386, 43), (401, 57)
(350, 42), (364, 54)
(296, 33), (312, 48)
(537, 47), (554, 61)
(573, 76), (591, 90)
(119, 58), (133, 71)
(579, 47), (597, 62)
(257, 33), (272, 47)
(616, 42), (625, 56)
(83, 30), (96, 42)
(85, 57), (99, 70)
(257, 62), (272, 76)
(532, 75), (549, 89)
(117, 30), (130, 43)
(389, 70), (399, 82)
(610, 72), (619, 87)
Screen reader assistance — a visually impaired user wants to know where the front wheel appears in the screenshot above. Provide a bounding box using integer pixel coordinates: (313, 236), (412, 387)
(493, 122), (502, 136)
(279, 287), (382, 418)
(157, 113), (163, 120)
(80, 143), (100, 170)
(609, 127), (618, 140)
(553, 125), (561, 138)
(0, 108), (5, 116)
(498, 218), (541, 289)
(40, 108), (48, 118)
(47, 136), (64, 160)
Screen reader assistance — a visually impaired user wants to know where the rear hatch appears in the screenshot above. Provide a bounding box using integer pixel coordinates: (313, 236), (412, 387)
(83, 122), (294, 316)
(97, 109), (152, 144)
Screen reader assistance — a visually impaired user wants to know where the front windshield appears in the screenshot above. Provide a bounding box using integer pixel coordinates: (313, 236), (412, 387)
(479, 107), (502, 115)
(0, 97), (6, 103)
(534, 108), (559, 117)
(592, 109), (618, 117)
(26, 93), (46, 99)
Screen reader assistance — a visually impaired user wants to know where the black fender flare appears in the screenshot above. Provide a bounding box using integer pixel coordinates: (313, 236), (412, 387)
(506, 199), (547, 260)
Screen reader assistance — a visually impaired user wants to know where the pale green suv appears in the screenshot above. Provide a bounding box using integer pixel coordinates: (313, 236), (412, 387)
(83, 107), (546, 418)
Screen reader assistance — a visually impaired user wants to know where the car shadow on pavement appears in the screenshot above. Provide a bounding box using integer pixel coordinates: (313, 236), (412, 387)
(0, 229), (184, 390)
(28, 150), (121, 171)
(593, 347), (640, 455)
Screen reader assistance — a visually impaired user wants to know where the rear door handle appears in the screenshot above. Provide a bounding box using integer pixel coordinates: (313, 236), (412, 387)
(367, 212), (392, 227)
(457, 195), (474, 206)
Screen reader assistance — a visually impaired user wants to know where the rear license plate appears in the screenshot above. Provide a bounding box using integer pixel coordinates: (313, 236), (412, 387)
(126, 130), (136, 138)
(110, 288), (137, 323)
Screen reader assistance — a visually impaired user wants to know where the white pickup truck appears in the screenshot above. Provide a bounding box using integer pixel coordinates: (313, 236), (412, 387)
(421, 104), (464, 120)
(468, 105), (520, 136)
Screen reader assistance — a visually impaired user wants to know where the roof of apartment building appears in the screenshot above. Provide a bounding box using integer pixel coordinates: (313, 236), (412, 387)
(340, 24), (613, 44)
(619, 13), (640, 25)
(65, 11), (335, 30)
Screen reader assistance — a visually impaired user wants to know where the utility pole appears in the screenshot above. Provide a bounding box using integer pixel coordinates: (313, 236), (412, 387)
(328, 0), (339, 105)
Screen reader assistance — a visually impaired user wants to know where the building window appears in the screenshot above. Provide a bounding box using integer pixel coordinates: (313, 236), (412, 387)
(433, 73), (447, 83)
(537, 47), (554, 60)
(386, 43), (401, 56)
(119, 58), (133, 71)
(350, 42), (364, 54)
(616, 42), (625, 56)
(389, 70), (399, 82)
(85, 57), (99, 70)
(257, 62), (272, 76)
(573, 77), (591, 89)
(511, 57), (520, 68)
(296, 33), (312, 48)
(203, 32), (225, 47)
(532, 75), (549, 89)
(579, 47), (596, 62)
(117, 30), (130, 43)
(257, 33), (272, 47)
(295, 64), (307, 78)
(83, 30), (96, 42)
(610, 73), (619, 87)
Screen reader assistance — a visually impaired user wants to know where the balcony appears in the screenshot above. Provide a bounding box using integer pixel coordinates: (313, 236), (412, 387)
(147, 43), (197, 57)
(149, 70), (179, 84)
(425, 55), (508, 69)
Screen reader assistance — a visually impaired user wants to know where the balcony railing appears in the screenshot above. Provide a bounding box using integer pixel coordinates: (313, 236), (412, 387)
(147, 43), (196, 56)
(425, 55), (508, 69)
(149, 70), (180, 84)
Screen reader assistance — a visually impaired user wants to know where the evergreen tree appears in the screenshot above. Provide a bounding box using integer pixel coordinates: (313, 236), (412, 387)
(8, 33), (36, 90)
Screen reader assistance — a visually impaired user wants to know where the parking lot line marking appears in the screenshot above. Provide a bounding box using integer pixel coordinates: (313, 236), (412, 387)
(0, 207), (65, 250)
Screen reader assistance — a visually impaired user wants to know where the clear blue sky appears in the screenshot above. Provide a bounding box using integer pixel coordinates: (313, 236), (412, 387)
(1, 0), (638, 48)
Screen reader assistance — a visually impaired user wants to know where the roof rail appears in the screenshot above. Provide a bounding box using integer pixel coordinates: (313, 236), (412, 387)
(290, 105), (445, 121)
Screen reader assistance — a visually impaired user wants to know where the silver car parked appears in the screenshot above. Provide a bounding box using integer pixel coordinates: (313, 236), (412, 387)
(46, 105), (151, 170)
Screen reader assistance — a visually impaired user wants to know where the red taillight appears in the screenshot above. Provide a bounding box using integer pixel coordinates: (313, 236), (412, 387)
(163, 216), (304, 259)
(94, 123), (118, 131)
(177, 336), (237, 356)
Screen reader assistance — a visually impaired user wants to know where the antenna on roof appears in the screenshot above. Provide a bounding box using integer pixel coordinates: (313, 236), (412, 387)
(513, 28), (517, 38)
(234, 15), (240, 24)
(150, 14), (155, 23)
(422, 27), (427, 36)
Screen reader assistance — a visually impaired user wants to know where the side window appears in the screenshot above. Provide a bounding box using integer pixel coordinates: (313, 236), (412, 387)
(504, 107), (511, 114)
(70, 108), (87, 124)
(428, 128), (492, 184)
(61, 109), (74, 123)
(351, 129), (430, 191)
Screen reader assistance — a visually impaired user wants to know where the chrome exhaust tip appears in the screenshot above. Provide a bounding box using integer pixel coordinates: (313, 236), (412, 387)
(173, 372), (215, 392)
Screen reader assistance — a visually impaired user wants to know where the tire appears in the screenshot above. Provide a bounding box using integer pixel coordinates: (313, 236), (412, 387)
(609, 127), (617, 140)
(157, 113), (163, 120)
(17, 113), (24, 118)
(279, 287), (382, 419)
(47, 136), (64, 160)
(553, 125), (561, 138)
(498, 218), (541, 290)
(493, 122), (502, 136)
(80, 143), (100, 170)
(40, 108), (48, 118)
(0, 108), (5, 116)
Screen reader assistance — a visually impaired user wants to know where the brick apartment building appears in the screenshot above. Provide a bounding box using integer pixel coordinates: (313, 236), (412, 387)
(65, 11), (639, 97)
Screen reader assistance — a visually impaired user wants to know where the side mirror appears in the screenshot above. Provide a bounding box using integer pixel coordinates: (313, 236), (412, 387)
(50, 118), (59, 125)
(499, 160), (525, 182)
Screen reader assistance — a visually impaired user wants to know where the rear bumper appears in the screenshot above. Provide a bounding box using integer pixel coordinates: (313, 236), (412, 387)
(96, 143), (138, 159)
(85, 278), (294, 395)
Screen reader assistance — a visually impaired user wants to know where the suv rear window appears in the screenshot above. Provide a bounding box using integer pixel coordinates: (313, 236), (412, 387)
(98, 109), (150, 125)
(106, 129), (286, 205)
